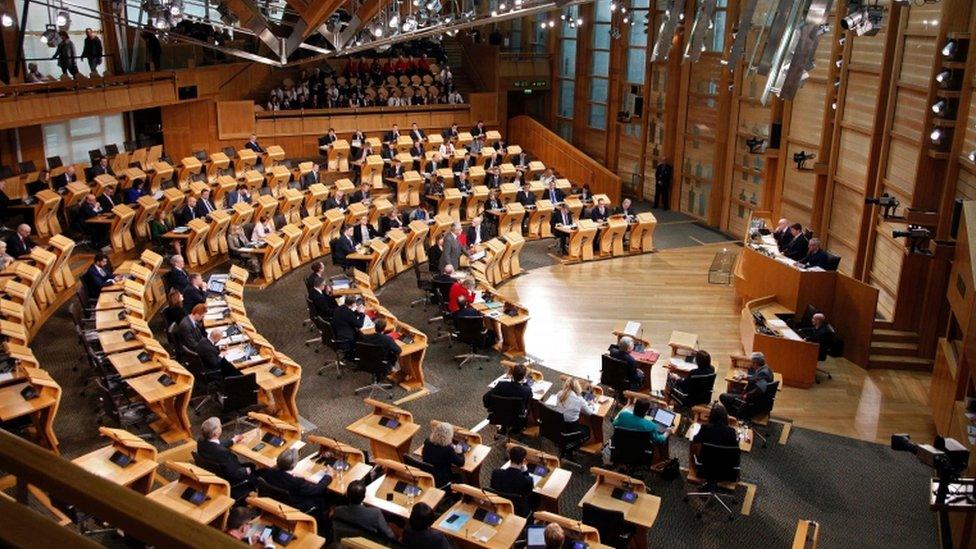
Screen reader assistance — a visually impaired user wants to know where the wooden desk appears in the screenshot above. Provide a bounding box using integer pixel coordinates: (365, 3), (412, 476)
(685, 403), (753, 452)
(364, 458), (445, 522)
(557, 220), (598, 262)
(526, 200), (553, 239)
(740, 296), (819, 388)
(179, 156), (202, 185)
(500, 232), (524, 279)
(72, 427), (158, 493)
(404, 220), (429, 266)
(328, 140), (350, 171)
(668, 330), (699, 356)
(106, 343), (167, 378)
(598, 217), (628, 257)
(547, 377), (612, 454)
(230, 412), (303, 468)
(246, 496), (325, 549)
(292, 436), (374, 497)
(579, 467), (660, 549)
(503, 443), (571, 514)
(399, 171), (423, 207)
(240, 354), (302, 426)
(412, 420), (491, 487)
(208, 152), (230, 181)
(434, 484), (527, 549)
(146, 461), (234, 529)
(389, 320), (428, 392)
(346, 398), (420, 462)
(467, 185), (489, 219)
(473, 290), (529, 359)
(0, 367), (60, 452)
(125, 359), (193, 443)
(629, 212), (657, 252)
(32, 189), (61, 238)
(532, 511), (610, 548)
(363, 155), (385, 189)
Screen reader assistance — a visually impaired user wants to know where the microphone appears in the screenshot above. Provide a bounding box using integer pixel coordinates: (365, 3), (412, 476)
(479, 485), (499, 513)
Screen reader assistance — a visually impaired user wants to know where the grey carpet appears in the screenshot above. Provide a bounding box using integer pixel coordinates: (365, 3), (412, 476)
(16, 208), (937, 547)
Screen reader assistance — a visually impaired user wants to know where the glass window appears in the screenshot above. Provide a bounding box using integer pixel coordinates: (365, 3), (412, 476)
(630, 24), (648, 48)
(560, 40), (577, 77)
(562, 6), (579, 38)
(626, 48), (645, 84)
(590, 78), (608, 102)
(557, 120), (573, 141)
(43, 114), (126, 165)
(589, 104), (607, 129)
(22, 0), (104, 78)
(592, 50), (610, 77)
(595, 0), (612, 23)
(559, 80), (575, 118)
(594, 23), (611, 49)
(708, 10), (726, 52)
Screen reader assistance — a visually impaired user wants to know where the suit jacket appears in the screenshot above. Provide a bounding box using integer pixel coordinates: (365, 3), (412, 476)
(485, 198), (503, 211)
(453, 158), (473, 173)
(225, 190), (252, 207)
(194, 199), (216, 217)
(244, 141), (265, 154)
(92, 164), (114, 177)
(6, 234), (36, 258)
(409, 146), (424, 158)
(384, 130), (401, 143)
(443, 128), (460, 139)
(97, 193), (116, 212)
(483, 157), (501, 170)
(332, 305), (364, 345)
(773, 228), (793, 250)
(174, 205), (197, 226)
(614, 206), (634, 217)
(333, 235), (356, 263)
(744, 365), (775, 399)
(485, 174), (502, 188)
(353, 223), (377, 245)
(465, 225), (487, 247)
(799, 249), (830, 270)
(324, 197), (348, 211)
(544, 187), (565, 203)
(182, 285), (207, 313)
(421, 439), (464, 488)
(361, 331), (401, 365)
(410, 128), (426, 142)
(609, 347), (641, 385)
(196, 438), (251, 482)
(378, 215), (403, 235)
(165, 268), (190, 292)
(196, 336), (237, 377)
(82, 264), (114, 298)
(310, 289), (337, 319)
(590, 207), (610, 222)
(53, 171), (78, 190)
(177, 315), (205, 350)
(783, 234), (809, 261)
(515, 190), (536, 207)
(439, 232), (463, 271)
(482, 380), (532, 409)
(79, 202), (102, 222)
(258, 468), (331, 512)
(333, 505), (395, 541)
(551, 210), (574, 230)
(490, 467), (534, 516)
(351, 189), (371, 204)
(300, 171), (318, 190)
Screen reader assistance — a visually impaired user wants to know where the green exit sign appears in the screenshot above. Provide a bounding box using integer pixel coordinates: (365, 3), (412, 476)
(514, 80), (548, 89)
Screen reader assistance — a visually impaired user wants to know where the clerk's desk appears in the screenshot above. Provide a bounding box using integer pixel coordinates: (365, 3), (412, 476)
(579, 468), (660, 549)
(501, 443), (572, 514)
(532, 511), (611, 549)
(346, 398), (420, 463)
(412, 420), (491, 487)
(434, 483), (527, 549)
(146, 461), (234, 529)
(734, 211), (878, 367)
(231, 411), (303, 469)
(245, 496), (325, 549)
(72, 427), (158, 493)
(364, 458), (445, 520)
(741, 296), (819, 388)
(292, 435), (374, 497)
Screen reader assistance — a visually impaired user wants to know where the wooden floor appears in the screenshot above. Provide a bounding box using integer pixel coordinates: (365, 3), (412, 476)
(498, 243), (936, 445)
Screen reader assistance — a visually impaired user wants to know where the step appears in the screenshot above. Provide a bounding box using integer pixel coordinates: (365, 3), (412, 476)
(871, 328), (919, 344)
(867, 354), (933, 371)
(869, 341), (919, 356)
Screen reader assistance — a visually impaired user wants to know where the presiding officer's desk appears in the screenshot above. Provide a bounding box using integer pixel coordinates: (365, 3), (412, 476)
(740, 296), (820, 388)
(292, 435), (374, 497)
(579, 467), (660, 549)
(434, 483), (527, 548)
(346, 398), (420, 463)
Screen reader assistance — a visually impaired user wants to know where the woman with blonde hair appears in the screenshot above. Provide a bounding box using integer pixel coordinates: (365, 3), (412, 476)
(0, 241), (14, 270)
(421, 421), (465, 488)
(251, 215), (275, 242)
(549, 377), (597, 444)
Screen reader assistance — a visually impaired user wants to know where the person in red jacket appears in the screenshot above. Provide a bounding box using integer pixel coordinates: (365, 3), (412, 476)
(448, 276), (477, 313)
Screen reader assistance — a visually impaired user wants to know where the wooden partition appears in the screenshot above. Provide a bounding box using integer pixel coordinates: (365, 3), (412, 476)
(507, 115), (621, 202)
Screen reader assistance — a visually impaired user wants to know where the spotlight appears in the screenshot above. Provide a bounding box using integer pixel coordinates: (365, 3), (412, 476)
(41, 25), (60, 47)
(540, 20), (547, 29)
(610, 1), (617, 11)
(426, 0), (441, 10)
(577, 17), (583, 25)
(930, 128), (943, 144)
(402, 15), (417, 31)
(152, 13), (169, 29)
(388, 14), (399, 28)
(745, 137), (766, 154)
(515, 0), (522, 6)
(491, 9), (498, 16)
(373, 24), (383, 36)
(931, 99), (948, 116)
(56, 10), (70, 27)
(942, 39), (957, 59)
(169, 0), (183, 17)
(968, 150), (976, 163)
(499, 2), (506, 10)
(1, 12), (13, 27)
(621, 6), (627, 13)
(793, 151), (815, 170)
(935, 69), (953, 88)
(548, 20), (555, 28)
(623, 16), (629, 23)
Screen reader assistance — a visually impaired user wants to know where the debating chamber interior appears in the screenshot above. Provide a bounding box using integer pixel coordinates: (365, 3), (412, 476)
(3, 0), (976, 546)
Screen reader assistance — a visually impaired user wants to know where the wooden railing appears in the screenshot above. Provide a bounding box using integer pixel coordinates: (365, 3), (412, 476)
(507, 115), (622, 203)
(0, 430), (243, 547)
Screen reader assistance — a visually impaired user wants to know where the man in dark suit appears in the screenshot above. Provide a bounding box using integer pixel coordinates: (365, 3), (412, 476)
(258, 449), (333, 514)
(719, 352), (775, 419)
(96, 187), (116, 212)
(360, 318), (402, 367)
(332, 481), (395, 541)
(196, 329), (240, 378)
(443, 123), (460, 140)
(484, 167), (502, 189)
(165, 255), (190, 292)
(352, 216), (377, 245)
(609, 336), (645, 390)
(351, 183), (372, 204)
(654, 158), (672, 210)
(515, 182), (536, 207)
(544, 180), (565, 204)
(320, 128), (338, 149)
(332, 296), (365, 350)
(483, 152), (501, 170)
(384, 123), (401, 145)
(489, 445), (536, 517)
(310, 277), (337, 319)
(333, 225), (365, 270)
(798, 238), (831, 270)
(803, 313), (834, 361)
(551, 203), (574, 254)
(82, 252), (120, 298)
(409, 140), (425, 159)
(615, 198), (635, 217)
(53, 165), (79, 190)
(92, 156), (114, 177)
(590, 199), (611, 222)
(7, 224), (37, 258)
(482, 362), (533, 430)
(225, 184), (253, 207)
(385, 158), (405, 180)
(78, 194), (104, 232)
(175, 196), (199, 226)
(244, 134), (265, 154)
(409, 122), (426, 143)
(378, 209), (404, 236)
(197, 416), (254, 499)
(782, 223), (809, 261)
(453, 152), (474, 174)
(301, 163), (320, 190)
(772, 218), (792, 250)
(182, 273), (207, 313)
(324, 190), (348, 212)
(439, 223), (464, 271)
(194, 189), (216, 217)
(305, 261), (325, 294)
(177, 304), (208, 353)
(471, 120), (486, 138)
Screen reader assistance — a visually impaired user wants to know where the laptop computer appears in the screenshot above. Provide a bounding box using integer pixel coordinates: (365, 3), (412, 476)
(652, 408), (676, 433)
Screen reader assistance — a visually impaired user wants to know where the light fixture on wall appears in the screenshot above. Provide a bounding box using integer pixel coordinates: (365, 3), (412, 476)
(55, 10), (70, 28)
(935, 69), (953, 88)
(968, 150), (976, 163)
(0, 11), (13, 27)
(929, 127), (944, 144)
(40, 24), (60, 46)
(941, 39), (958, 59)
(793, 151), (815, 170)
(931, 99), (954, 117)
(840, 1), (883, 37)
(746, 137), (766, 154)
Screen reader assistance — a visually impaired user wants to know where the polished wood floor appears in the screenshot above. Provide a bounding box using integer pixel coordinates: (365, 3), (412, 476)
(498, 243), (936, 444)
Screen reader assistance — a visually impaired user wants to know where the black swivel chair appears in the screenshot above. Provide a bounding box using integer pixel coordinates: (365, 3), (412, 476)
(402, 453), (442, 487)
(538, 404), (585, 467)
(670, 372), (716, 410)
(193, 449), (253, 502)
(741, 380), (780, 448)
(599, 354), (631, 403)
(486, 394), (528, 443)
(303, 297), (320, 346)
(410, 261), (437, 308)
(685, 443), (742, 521)
(581, 503), (634, 549)
(353, 342), (395, 399)
(427, 279), (457, 344)
(182, 347), (224, 414)
(452, 315), (492, 369)
(814, 326), (836, 383)
(47, 156), (63, 170)
(256, 477), (295, 505)
(314, 317), (350, 378)
(825, 252), (841, 271)
(221, 372), (261, 426)
(608, 427), (655, 477)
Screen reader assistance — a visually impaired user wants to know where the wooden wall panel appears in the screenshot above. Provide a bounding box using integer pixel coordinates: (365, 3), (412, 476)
(217, 101), (257, 140)
(869, 225), (906, 320)
(836, 131), (871, 188)
(161, 99), (220, 160)
(891, 88), (927, 142)
(957, 168), (976, 202)
(849, 33), (887, 68)
(842, 74), (881, 128)
(899, 37), (937, 88)
(963, 91), (976, 160)
(904, 3), (943, 34)
(829, 238), (858, 277)
(884, 138), (921, 202)
(788, 83), (827, 143)
(782, 142), (818, 208)
(827, 183), (864, 250)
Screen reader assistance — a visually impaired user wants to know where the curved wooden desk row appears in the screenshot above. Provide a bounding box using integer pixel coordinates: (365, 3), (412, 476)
(0, 343), (62, 454)
(555, 213), (658, 263)
(0, 235), (77, 343)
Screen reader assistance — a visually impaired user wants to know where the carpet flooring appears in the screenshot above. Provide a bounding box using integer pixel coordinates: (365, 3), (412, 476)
(18, 208), (938, 547)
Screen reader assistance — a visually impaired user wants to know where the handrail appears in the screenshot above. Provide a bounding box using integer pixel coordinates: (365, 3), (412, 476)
(0, 430), (243, 547)
(0, 71), (176, 97)
(255, 102), (471, 119)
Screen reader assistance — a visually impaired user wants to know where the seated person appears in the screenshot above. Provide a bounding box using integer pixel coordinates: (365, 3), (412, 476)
(516, 182), (536, 207)
(309, 277), (337, 320)
(351, 182), (372, 204)
(257, 449), (333, 516)
(551, 203), (574, 255)
(548, 378), (597, 445)
(427, 234), (444, 273)
(590, 199), (610, 222)
(174, 196), (199, 226)
(403, 502), (452, 549)
(305, 261), (325, 294)
(615, 198), (634, 217)
(489, 445), (536, 517)
(82, 252), (121, 298)
(612, 398), (676, 446)
(782, 223), (808, 261)
(182, 273), (207, 313)
(693, 402), (739, 446)
(224, 506), (254, 542)
(124, 179), (148, 204)
(360, 317), (402, 366)
(165, 254), (190, 292)
(177, 304), (207, 350)
(448, 276), (476, 313)
(609, 336), (645, 390)
(802, 313), (834, 360)
(332, 295), (366, 349)
(668, 349), (715, 398)
(482, 362), (533, 430)
(465, 216), (488, 249)
(227, 224), (259, 274)
(162, 288), (187, 328)
(332, 480), (395, 542)
(196, 329), (241, 378)
(544, 524), (565, 549)
(353, 216), (377, 246)
(718, 352), (774, 419)
(379, 208), (404, 235)
(195, 189), (217, 217)
(797, 238), (830, 270)
(421, 421), (465, 488)
(324, 190), (348, 211)
(772, 218), (792, 250)
(197, 417), (254, 499)
(251, 215), (275, 242)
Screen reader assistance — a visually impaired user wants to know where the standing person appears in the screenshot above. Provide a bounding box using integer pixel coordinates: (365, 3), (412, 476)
(81, 28), (103, 76)
(654, 157), (673, 211)
(142, 31), (162, 71)
(53, 31), (78, 79)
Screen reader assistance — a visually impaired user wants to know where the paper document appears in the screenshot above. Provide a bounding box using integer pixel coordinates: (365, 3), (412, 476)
(362, 316), (375, 330)
(623, 321), (640, 337)
(224, 347), (249, 362)
(783, 330), (803, 341)
(768, 319), (788, 329)
(473, 525), (497, 542)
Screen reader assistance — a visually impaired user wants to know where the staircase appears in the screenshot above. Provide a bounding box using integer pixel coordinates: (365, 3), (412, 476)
(440, 38), (480, 97)
(868, 328), (934, 370)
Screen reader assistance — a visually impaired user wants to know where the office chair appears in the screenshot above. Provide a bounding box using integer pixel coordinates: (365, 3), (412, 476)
(452, 315), (492, 369)
(608, 427), (656, 477)
(670, 372), (716, 410)
(46, 156), (63, 170)
(599, 353), (631, 403)
(303, 297), (320, 346)
(192, 449), (253, 502)
(538, 404), (585, 467)
(685, 442), (741, 521)
(74, 284), (97, 316)
(741, 380), (780, 448)
(104, 144), (120, 156)
(352, 342), (395, 399)
(124, 141), (138, 153)
(812, 325), (836, 383)
(256, 477), (296, 506)
(410, 261), (437, 308)
(221, 372), (261, 427)
(581, 503), (634, 548)
(402, 453), (444, 488)
(427, 279), (457, 344)
(825, 252), (841, 271)
(315, 316), (349, 378)
(182, 348), (224, 413)
(485, 486), (532, 518)
(193, 150), (208, 162)
(486, 394), (528, 445)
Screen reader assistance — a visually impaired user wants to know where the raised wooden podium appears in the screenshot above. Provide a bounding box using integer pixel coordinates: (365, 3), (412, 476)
(560, 219), (598, 262)
(32, 190), (62, 238)
(527, 200), (553, 239)
(497, 203), (526, 236)
(440, 188), (463, 223)
(328, 139), (350, 171)
(399, 170), (423, 207)
(629, 212), (657, 252)
(599, 217), (628, 257)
